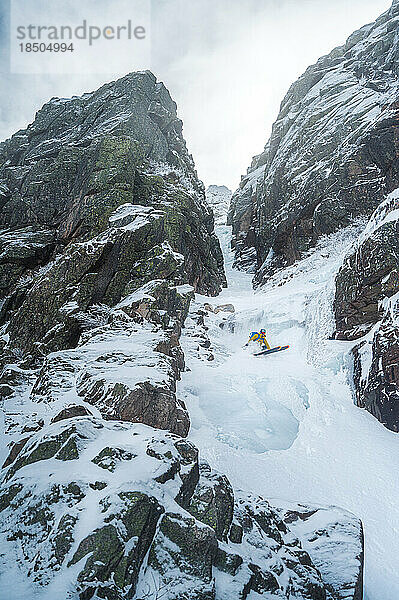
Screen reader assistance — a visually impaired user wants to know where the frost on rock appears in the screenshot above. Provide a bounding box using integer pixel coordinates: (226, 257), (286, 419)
(272, 501), (364, 600)
(0, 418), (363, 599)
(229, 1), (399, 280)
(334, 189), (399, 431)
(0, 70), (225, 485)
(0, 69), (366, 599)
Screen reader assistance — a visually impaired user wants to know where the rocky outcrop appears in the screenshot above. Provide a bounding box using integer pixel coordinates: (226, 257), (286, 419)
(273, 502), (364, 600)
(0, 417), (363, 599)
(334, 192), (399, 431)
(352, 314), (399, 431)
(334, 193), (399, 341)
(229, 0), (399, 283)
(0, 71), (225, 359)
(0, 71), (225, 438)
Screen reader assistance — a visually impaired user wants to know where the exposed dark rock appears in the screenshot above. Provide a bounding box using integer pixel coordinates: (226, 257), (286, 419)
(334, 207), (399, 340)
(229, 2), (399, 284)
(188, 462), (234, 542)
(2, 436), (30, 468)
(353, 315), (399, 432)
(0, 71), (224, 361)
(79, 377), (190, 437)
(148, 512), (218, 599)
(27, 294), (191, 437)
(334, 194), (399, 431)
(69, 492), (163, 599)
(0, 227), (56, 300)
(51, 404), (93, 423)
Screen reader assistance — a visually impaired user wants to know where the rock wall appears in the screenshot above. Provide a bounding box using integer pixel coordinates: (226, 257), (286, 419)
(229, 0), (399, 284)
(0, 70), (225, 435)
(334, 191), (399, 431)
(228, 0), (399, 432)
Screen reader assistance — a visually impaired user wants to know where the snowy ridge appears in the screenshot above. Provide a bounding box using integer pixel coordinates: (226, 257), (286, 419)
(205, 186), (232, 226)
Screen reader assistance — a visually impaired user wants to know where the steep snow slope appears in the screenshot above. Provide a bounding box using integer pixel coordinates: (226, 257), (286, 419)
(179, 223), (399, 600)
(205, 186), (232, 226)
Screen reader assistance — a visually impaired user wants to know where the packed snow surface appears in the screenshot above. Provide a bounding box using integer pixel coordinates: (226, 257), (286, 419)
(179, 224), (399, 600)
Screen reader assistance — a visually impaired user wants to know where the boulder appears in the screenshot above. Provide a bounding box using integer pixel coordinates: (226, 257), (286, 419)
(214, 303), (235, 314)
(273, 501), (364, 600)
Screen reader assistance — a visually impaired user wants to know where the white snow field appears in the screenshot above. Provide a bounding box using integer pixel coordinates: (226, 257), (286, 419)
(179, 223), (399, 600)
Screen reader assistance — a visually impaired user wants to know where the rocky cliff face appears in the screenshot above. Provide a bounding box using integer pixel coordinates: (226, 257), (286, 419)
(334, 191), (399, 431)
(0, 71), (364, 598)
(0, 70), (225, 433)
(0, 416), (364, 600)
(229, 0), (399, 283)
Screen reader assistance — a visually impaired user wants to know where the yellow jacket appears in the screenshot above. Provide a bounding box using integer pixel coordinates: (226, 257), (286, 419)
(247, 331), (270, 349)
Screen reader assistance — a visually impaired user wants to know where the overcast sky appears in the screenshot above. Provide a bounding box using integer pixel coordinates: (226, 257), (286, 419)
(0, 0), (393, 190)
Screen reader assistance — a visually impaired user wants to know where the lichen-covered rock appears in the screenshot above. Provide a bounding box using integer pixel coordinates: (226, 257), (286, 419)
(148, 512), (217, 600)
(0, 419), (196, 597)
(28, 297), (191, 436)
(0, 72), (224, 299)
(229, 1), (399, 283)
(0, 73), (225, 471)
(188, 462), (234, 542)
(0, 418), (363, 599)
(272, 501), (364, 600)
(0, 71), (224, 367)
(69, 492), (163, 599)
(6, 210), (187, 356)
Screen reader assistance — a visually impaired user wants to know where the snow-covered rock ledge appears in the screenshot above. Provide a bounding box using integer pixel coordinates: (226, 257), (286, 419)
(0, 416), (363, 600)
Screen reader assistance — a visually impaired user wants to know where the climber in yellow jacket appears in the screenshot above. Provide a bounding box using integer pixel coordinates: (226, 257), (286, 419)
(245, 329), (271, 351)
